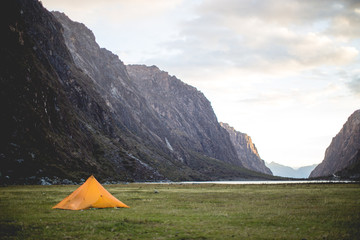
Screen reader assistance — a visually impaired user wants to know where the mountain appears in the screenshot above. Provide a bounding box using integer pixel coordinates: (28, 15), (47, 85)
(52, 11), (247, 179)
(1, 0), (276, 184)
(1, 0), (158, 183)
(220, 123), (272, 175)
(266, 162), (317, 179)
(310, 109), (360, 179)
(125, 65), (243, 167)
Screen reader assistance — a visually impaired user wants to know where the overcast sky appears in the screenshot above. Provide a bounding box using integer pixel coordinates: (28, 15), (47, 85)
(42, 0), (360, 168)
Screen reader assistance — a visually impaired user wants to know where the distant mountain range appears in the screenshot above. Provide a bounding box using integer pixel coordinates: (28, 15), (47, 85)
(266, 162), (317, 179)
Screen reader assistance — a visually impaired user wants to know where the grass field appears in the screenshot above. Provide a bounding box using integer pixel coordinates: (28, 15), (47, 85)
(0, 183), (359, 239)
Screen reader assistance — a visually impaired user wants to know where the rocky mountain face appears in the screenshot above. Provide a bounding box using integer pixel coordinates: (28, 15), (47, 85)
(126, 65), (241, 167)
(52, 11), (253, 179)
(266, 162), (317, 178)
(310, 109), (360, 179)
(220, 123), (272, 175)
(1, 0), (162, 184)
(1, 0), (276, 184)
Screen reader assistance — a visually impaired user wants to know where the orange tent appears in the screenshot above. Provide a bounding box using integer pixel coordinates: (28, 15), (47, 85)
(52, 175), (130, 210)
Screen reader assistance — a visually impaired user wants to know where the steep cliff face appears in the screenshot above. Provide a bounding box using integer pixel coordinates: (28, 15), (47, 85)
(220, 123), (272, 175)
(126, 65), (241, 167)
(1, 0), (276, 184)
(53, 11), (250, 170)
(1, 0), (163, 183)
(52, 12), (162, 140)
(310, 109), (360, 178)
(53, 12), (242, 169)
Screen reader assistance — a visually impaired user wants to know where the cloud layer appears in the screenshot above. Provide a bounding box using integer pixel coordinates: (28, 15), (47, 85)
(148, 0), (360, 76)
(42, 0), (183, 22)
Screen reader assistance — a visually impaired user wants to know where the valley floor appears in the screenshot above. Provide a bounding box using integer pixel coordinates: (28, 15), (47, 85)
(1, 183), (359, 239)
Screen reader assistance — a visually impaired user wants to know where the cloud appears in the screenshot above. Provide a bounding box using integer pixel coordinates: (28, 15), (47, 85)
(42, 0), (183, 23)
(347, 76), (360, 95)
(287, 33), (358, 67)
(43, 0), (360, 77)
(328, 14), (360, 40)
(42, 0), (360, 96)
(140, 0), (360, 83)
(200, 0), (360, 29)
(236, 82), (345, 107)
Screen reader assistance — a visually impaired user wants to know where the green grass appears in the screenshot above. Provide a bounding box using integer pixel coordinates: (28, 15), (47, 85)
(1, 183), (359, 239)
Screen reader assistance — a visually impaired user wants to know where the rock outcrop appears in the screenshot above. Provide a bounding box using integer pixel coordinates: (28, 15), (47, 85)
(310, 109), (360, 178)
(220, 123), (272, 175)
